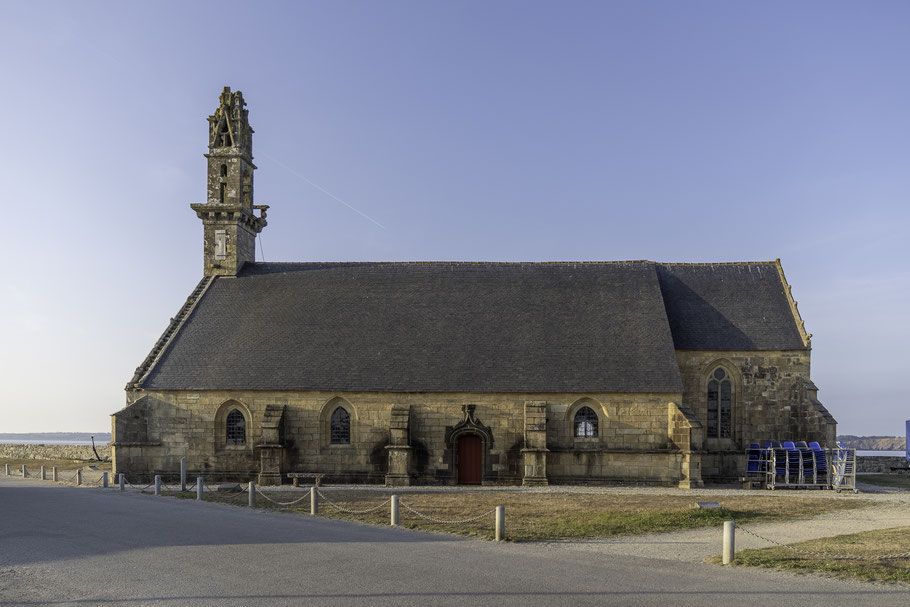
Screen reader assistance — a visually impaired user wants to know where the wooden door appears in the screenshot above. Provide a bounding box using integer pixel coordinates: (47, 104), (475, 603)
(457, 434), (483, 485)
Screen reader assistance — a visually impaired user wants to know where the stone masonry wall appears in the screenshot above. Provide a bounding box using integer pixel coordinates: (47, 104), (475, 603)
(0, 444), (111, 461)
(114, 390), (687, 485)
(676, 350), (834, 481)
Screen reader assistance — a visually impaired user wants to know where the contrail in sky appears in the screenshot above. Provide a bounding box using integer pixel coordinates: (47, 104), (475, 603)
(260, 152), (387, 230)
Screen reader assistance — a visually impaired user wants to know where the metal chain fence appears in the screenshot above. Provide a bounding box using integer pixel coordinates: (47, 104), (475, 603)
(398, 500), (496, 524)
(735, 522), (910, 561)
(315, 489), (390, 514)
(254, 488), (311, 506)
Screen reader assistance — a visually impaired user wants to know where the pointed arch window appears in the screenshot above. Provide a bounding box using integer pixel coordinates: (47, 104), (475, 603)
(707, 368), (732, 439)
(330, 407), (350, 444)
(226, 409), (246, 445)
(574, 406), (598, 438)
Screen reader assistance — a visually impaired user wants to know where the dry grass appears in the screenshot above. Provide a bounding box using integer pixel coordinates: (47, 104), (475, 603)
(713, 526), (910, 584)
(193, 488), (867, 541)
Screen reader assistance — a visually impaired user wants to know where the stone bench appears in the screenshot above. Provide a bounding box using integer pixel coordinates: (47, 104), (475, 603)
(287, 473), (325, 487)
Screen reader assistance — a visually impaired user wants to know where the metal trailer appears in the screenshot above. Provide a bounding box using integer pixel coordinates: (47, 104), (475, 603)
(830, 446), (857, 494)
(764, 447), (830, 490)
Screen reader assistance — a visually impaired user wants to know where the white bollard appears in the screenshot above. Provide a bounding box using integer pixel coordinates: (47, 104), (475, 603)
(4, 464), (9, 476)
(154, 475), (162, 496)
(310, 486), (318, 515)
(180, 458), (187, 492)
(495, 506), (505, 541)
(119, 473), (125, 492)
(102, 472), (108, 488)
(21, 464), (26, 477)
(76, 469), (82, 486)
(248, 481), (255, 507)
(40, 465), (46, 481)
(196, 477), (203, 500)
(391, 495), (399, 526)
(52, 466), (58, 482)
(723, 520), (735, 565)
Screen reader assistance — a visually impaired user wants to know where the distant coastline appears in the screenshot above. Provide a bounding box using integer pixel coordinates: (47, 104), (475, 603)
(0, 432), (110, 445)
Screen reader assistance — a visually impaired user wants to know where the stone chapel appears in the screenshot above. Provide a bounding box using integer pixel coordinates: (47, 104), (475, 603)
(111, 87), (837, 487)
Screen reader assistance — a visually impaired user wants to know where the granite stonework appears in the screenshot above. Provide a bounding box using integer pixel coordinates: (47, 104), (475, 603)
(112, 87), (837, 487)
(113, 390), (713, 486)
(676, 350), (836, 481)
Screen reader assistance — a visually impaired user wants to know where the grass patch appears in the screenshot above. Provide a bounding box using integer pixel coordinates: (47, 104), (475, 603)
(0, 457), (111, 473)
(188, 489), (867, 541)
(712, 526), (910, 584)
(858, 474), (910, 490)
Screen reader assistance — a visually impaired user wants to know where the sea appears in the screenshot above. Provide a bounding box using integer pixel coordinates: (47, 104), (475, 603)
(857, 450), (906, 457)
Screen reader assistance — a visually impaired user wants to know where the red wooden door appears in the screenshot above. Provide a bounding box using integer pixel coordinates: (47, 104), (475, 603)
(457, 434), (483, 485)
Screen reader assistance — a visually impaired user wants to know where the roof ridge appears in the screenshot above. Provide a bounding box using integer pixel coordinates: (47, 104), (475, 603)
(127, 275), (216, 390)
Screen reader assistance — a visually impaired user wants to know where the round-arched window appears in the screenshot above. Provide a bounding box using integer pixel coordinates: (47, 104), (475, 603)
(574, 406), (598, 438)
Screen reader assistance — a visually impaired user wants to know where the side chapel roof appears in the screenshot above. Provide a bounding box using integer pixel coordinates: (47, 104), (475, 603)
(135, 260), (808, 393)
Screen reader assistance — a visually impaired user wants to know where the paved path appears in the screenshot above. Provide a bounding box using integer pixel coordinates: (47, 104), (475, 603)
(540, 483), (910, 562)
(1, 477), (908, 607)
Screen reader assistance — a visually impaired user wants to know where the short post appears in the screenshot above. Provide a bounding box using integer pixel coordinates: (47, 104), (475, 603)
(722, 520), (735, 565)
(154, 475), (162, 496)
(40, 465), (46, 481)
(180, 457), (187, 492)
(21, 464), (26, 477)
(119, 473), (125, 492)
(495, 506), (505, 541)
(248, 481), (255, 507)
(390, 495), (399, 526)
(52, 466), (58, 482)
(196, 476), (203, 501)
(310, 486), (318, 515)
(76, 468), (82, 486)
(101, 471), (108, 488)
(4, 464), (9, 476)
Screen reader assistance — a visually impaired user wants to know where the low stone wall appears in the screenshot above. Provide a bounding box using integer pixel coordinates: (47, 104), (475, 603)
(0, 444), (111, 461)
(856, 455), (908, 473)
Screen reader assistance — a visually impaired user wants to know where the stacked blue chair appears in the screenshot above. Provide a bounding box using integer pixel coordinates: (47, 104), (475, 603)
(795, 441), (815, 482)
(809, 441), (827, 482)
(746, 443), (764, 475)
(782, 441), (802, 483)
(765, 441), (787, 484)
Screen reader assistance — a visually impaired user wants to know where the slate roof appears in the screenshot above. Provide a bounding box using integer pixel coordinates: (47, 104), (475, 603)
(138, 260), (807, 393)
(655, 262), (806, 351)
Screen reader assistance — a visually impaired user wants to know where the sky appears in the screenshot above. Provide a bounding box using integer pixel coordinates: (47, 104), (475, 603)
(0, 1), (908, 436)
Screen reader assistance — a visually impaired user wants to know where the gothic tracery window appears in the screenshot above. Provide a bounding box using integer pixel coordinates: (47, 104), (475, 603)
(574, 406), (598, 438)
(707, 368), (732, 439)
(226, 409), (246, 446)
(330, 407), (350, 444)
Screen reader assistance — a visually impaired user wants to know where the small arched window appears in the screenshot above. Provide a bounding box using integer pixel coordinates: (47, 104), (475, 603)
(226, 409), (246, 445)
(707, 368), (733, 439)
(330, 407), (350, 444)
(574, 406), (598, 438)
(220, 164), (227, 177)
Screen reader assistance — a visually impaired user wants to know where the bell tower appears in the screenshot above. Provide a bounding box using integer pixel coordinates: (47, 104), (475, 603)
(191, 87), (268, 276)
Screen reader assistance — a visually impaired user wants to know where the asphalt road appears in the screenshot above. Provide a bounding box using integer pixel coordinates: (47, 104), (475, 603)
(1, 476), (907, 606)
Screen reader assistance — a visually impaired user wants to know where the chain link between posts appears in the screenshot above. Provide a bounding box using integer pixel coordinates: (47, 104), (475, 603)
(735, 522), (910, 561)
(254, 488), (311, 506)
(398, 500), (497, 524)
(315, 489), (390, 514)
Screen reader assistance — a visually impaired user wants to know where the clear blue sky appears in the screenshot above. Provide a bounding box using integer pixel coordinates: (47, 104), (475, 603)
(1, 1), (908, 435)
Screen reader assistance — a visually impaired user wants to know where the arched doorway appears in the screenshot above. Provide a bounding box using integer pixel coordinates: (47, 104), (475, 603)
(457, 434), (483, 485)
